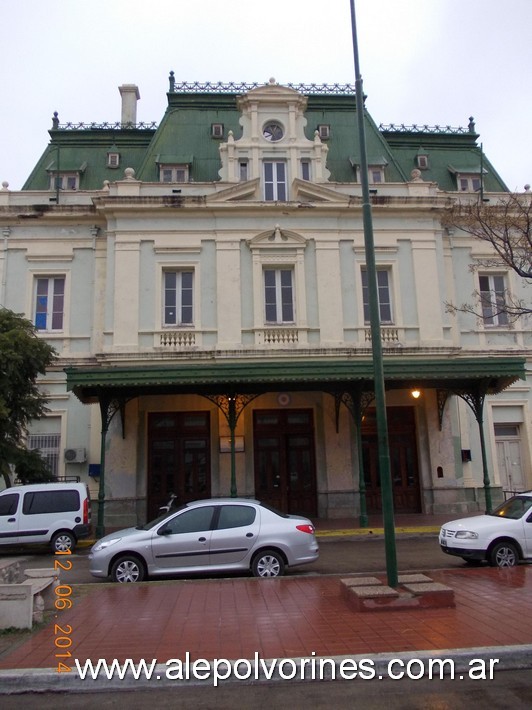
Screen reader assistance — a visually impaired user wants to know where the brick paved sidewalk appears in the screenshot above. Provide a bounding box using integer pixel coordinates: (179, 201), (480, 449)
(0, 566), (531, 670)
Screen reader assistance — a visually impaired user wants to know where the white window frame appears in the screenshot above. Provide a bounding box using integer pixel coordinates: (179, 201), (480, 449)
(300, 159), (311, 181)
(162, 269), (194, 327)
(458, 174), (482, 192)
(27, 433), (61, 478)
(478, 273), (509, 326)
(107, 152), (120, 168)
(159, 165), (189, 183)
(33, 275), (66, 332)
(239, 161), (249, 181)
(49, 173), (79, 191)
(361, 267), (393, 324)
(263, 268), (295, 324)
(355, 166), (386, 184)
(263, 160), (287, 201)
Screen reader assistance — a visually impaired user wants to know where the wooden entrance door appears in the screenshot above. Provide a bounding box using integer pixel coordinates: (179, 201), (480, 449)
(361, 406), (421, 513)
(253, 409), (317, 517)
(148, 412), (210, 519)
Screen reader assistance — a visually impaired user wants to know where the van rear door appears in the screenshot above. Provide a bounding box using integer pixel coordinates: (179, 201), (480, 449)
(0, 491), (21, 544)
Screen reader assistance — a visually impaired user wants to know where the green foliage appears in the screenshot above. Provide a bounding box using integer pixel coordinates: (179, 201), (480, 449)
(0, 308), (57, 485)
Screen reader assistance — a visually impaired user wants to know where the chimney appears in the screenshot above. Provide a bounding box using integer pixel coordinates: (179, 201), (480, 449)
(119, 84), (140, 126)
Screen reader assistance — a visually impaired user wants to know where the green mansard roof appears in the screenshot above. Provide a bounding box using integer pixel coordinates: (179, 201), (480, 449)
(22, 76), (508, 193)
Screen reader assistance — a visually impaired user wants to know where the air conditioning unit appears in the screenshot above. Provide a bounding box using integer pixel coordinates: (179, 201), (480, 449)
(64, 447), (86, 463)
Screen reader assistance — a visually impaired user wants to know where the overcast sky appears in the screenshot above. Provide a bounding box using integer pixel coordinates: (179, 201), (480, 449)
(1, 0), (531, 191)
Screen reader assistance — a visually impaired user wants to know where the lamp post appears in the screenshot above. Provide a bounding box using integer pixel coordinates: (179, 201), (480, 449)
(349, 0), (398, 587)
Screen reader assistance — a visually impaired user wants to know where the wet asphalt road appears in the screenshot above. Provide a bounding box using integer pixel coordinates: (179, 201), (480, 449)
(3, 535), (467, 584)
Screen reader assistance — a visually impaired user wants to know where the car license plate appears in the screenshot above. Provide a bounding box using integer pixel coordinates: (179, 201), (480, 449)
(440, 538), (447, 547)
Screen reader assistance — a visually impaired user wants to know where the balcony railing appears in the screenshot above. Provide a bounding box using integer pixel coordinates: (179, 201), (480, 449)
(364, 327), (400, 343)
(158, 330), (197, 348)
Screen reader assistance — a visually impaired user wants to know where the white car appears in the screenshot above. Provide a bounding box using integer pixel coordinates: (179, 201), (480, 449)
(89, 498), (319, 582)
(440, 492), (532, 567)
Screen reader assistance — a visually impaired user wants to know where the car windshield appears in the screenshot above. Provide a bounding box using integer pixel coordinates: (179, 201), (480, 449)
(489, 496), (532, 520)
(136, 503), (188, 530)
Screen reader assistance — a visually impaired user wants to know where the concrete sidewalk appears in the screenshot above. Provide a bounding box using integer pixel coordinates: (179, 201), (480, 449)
(0, 564), (531, 692)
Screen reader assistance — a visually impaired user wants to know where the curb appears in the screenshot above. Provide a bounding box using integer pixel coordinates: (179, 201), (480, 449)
(315, 526), (440, 539)
(1, 645), (531, 693)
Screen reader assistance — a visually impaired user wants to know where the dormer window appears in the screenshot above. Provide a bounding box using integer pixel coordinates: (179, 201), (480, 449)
(458, 174), (482, 192)
(416, 154), (429, 170)
(211, 123), (224, 139)
(50, 173), (79, 191)
(351, 157), (387, 184)
(448, 165), (485, 192)
(369, 166), (385, 184)
(317, 124), (330, 140)
(160, 164), (189, 183)
(107, 152), (120, 168)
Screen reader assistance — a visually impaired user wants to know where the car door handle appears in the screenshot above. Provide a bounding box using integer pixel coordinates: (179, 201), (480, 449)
(198, 537), (207, 543)
(246, 532), (254, 538)
(8, 518), (16, 523)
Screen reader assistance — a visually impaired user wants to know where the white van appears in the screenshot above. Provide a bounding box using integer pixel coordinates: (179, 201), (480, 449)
(0, 482), (92, 552)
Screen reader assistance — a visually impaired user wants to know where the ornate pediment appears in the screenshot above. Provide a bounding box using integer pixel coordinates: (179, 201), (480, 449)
(291, 178), (352, 203)
(206, 178), (260, 202)
(247, 225), (308, 250)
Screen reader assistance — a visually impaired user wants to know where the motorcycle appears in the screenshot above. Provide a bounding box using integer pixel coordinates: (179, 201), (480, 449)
(159, 492), (178, 514)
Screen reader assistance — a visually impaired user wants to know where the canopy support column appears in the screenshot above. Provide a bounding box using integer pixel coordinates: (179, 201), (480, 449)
(202, 393), (259, 497)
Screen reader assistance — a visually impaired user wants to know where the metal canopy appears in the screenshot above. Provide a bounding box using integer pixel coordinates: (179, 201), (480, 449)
(65, 356), (526, 403)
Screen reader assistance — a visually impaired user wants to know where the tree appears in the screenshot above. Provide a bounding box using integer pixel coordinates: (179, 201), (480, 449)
(443, 192), (532, 323)
(0, 308), (57, 487)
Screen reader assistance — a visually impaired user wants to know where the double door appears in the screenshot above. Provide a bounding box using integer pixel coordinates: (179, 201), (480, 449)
(148, 412), (210, 519)
(361, 406), (421, 513)
(253, 409), (317, 518)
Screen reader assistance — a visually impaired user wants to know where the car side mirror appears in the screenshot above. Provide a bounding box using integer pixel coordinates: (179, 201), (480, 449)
(157, 526), (172, 536)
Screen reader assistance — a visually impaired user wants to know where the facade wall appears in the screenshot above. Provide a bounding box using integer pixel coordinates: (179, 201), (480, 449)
(0, 83), (530, 528)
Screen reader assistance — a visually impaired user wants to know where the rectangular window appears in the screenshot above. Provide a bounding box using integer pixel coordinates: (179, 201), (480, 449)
(479, 274), (509, 326)
(27, 433), (61, 477)
(163, 270), (194, 326)
(34, 277), (65, 331)
(50, 173), (79, 190)
(263, 161), (287, 201)
(107, 152), (120, 168)
(459, 175), (482, 192)
(23, 490), (79, 515)
(361, 268), (392, 323)
(159, 165), (189, 183)
(300, 160), (311, 181)
(239, 161), (249, 181)
(369, 167), (384, 184)
(264, 268), (294, 323)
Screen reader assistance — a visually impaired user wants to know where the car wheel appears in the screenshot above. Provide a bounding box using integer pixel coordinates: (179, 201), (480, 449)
(111, 555), (146, 583)
(489, 541), (519, 568)
(51, 531), (76, 554)
(251, 549), (285, 578)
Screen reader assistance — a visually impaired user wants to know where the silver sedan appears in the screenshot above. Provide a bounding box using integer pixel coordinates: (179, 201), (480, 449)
(89, 498), (319, 582)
